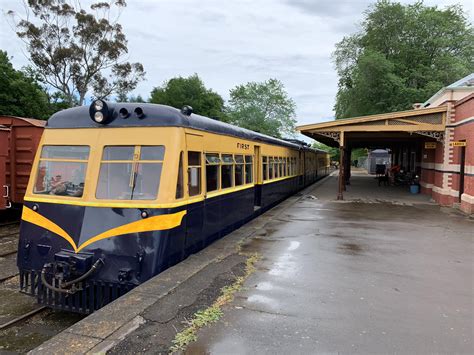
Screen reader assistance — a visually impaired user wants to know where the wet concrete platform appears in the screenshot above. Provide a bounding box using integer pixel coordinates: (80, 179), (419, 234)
(33, 174), (473, 354)
(187, 175), (473, 354)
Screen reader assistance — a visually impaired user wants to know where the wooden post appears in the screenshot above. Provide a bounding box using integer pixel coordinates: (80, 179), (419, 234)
(345, 147), (351, 187)
(337, 131), (345, 200)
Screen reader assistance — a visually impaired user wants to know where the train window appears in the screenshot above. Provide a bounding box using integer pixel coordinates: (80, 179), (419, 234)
(235, 155), (244, 186)
(268, 157), (274, 179)
(286, 157), (290, 176)
(221, 154), (234, 164)
(40, 145), (90, 160)
(34, 145), (90, 198)
(205, 153), (219, 192)
(176, 152), (184, 199)
(205, 154), (221, 164)
(279, 158), (284, 177)
(102, 146), (135, 161)
(97, 145), (164, 200)
(273, 157), (278, 178)
(188, 151), (201, 196)
(141, 146), (165, 161)
(221, 154), (233, 189)
(262, 156), (268, 181)
(245, 155), (253, 184)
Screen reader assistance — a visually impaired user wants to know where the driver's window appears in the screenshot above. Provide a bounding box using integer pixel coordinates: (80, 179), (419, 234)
(96, 145), (165, 200)
(34, 145), (90, 198)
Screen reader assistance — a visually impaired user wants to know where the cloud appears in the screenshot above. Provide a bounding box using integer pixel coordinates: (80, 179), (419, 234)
(1, 0), (472, 128)
(285, 0), (373, 18)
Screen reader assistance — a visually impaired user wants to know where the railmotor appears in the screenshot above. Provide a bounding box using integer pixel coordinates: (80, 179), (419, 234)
(18, 100), (329, 313)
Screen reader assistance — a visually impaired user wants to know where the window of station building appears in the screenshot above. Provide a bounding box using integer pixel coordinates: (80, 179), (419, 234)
(263, 156), (268, 181)
(245, 155), (253, 184)
(34, 145), (90, 198)
(205, 153), (220, 192)
(176, 152), (184, 199)
(221, 154), (234, 189)
(97, 145), (164, 200)
(188, 151), (202, 196)
(235, 155), (244, 186)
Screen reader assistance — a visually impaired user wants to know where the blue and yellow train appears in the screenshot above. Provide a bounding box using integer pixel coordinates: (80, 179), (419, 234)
(17, 101), (329, 313)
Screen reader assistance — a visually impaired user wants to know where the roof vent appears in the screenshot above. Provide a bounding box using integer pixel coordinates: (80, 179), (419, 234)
(134, 107), (145, 119)
(181, 105), (193, 116)
(119, 108), (130, 119)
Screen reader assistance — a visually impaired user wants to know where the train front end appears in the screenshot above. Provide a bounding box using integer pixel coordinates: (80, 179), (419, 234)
(17, 101), (187, 313)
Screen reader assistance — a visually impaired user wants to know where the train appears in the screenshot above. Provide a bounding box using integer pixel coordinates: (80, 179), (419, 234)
(0, 116), (45, 210)
(17, 101), (330, 313)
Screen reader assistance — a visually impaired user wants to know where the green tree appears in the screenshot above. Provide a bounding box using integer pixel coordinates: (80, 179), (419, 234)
(150, 74), (226, 120)
(0, 50), (51, 119)
(116, 93), (145, 103)
(312, 141), (340, 162)
(9, 0), (145, 106)
(333, 0), (474, 118)
(226, 79), (296, 138)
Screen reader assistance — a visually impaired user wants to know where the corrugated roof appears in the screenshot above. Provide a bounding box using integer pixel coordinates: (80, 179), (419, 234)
(423, 73), (474, 106)
(0, 115), (46, 127)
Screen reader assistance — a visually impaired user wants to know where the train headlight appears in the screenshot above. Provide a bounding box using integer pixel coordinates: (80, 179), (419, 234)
(89, 99), (111, 124)
(94, 111), (104, 123)
(94, 100), (104, 111)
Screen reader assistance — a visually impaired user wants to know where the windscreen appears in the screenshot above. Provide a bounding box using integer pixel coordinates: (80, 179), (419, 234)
(34, 145), (90, 197)
(96, 145), (165, 200)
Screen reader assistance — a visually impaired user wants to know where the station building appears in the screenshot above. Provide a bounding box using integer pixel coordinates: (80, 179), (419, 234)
(298, 73), (474, 215)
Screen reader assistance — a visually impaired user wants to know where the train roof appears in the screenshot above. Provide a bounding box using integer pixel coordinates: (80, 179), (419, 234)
(47, 102), (326, 153)
(0, 115), (46, 128)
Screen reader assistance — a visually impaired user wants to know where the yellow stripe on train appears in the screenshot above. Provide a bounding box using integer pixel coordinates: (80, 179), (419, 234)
(21, 206), (187, 253)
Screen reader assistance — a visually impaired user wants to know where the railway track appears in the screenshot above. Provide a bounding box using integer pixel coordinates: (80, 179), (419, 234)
(0, 222), (85, 352)
(0, 221), (20, 228)
(0, 223), (20, 281)
(0, 306), (47, 330)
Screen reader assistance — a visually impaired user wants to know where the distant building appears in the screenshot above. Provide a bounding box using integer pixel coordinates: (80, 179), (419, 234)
(419, 73), (474, 214)
(298, 73), (474, 214)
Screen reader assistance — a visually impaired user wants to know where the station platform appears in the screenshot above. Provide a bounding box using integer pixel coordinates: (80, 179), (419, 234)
(33, 174), (473, 354)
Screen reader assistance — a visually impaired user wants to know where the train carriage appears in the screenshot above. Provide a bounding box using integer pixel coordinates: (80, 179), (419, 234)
(17, 101), (329, 313)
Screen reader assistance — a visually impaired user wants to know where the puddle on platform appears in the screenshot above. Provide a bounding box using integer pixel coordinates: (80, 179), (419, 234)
(288, 241), (300, 251)
(239, 237), (276, 254)
(247, 294), (279, 309)
(255, 281), (273, 291)
(337, 242), (365, 256)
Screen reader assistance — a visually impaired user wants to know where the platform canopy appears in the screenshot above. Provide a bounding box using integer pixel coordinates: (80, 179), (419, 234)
(297, 105), (448, 200)
(297, 106), (447, 148)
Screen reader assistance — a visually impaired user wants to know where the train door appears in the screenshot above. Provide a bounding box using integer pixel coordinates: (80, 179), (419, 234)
(184, 133), (204, 253)
(254, 145), (262, 208)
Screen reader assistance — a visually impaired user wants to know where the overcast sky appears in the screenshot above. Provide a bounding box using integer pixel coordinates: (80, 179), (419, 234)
(1, 0), (472, 126)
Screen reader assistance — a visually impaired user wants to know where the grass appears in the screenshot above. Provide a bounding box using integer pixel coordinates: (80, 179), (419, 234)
(169, 252), (260, 353)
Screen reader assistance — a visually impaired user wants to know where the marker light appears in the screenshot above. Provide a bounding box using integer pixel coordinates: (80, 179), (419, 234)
(94, 111), (104, 123)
